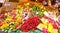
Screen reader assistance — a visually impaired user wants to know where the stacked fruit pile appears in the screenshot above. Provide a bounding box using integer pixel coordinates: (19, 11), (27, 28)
(0, 2), (59, 33)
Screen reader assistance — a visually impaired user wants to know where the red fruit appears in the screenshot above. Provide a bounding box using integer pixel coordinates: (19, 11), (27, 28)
(11, 13), (16, 20)
(0, 13), (5, 19)
(12, 13), (16, 18)
(21, 16), (41, 32)
(52, 22), (58, 29)
(42, 28), (48, 33)
(14, 8), (17, 10)
(0, 22), (2, 26)
(14, 22), (22, 29)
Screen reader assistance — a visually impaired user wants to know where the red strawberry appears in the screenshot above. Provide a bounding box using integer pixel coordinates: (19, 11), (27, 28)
(21, 16), (41, 32)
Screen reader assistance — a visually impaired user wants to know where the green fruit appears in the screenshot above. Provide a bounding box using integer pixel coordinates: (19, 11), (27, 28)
(10, 30), (16, 33)
(6, 16), (12, 20)
(58, 28), (60, 33)
(35, 29), (43, 33)
(10, 31), (15, 33)
(16, 30), (22, 33)
(28, 30), (36, 33)
(32, 6), (40, 11)
(17, 6), (22, 9)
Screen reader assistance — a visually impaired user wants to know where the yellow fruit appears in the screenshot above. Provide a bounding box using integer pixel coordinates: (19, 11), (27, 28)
(53, 29), (58, 33)
(6, 16), (12, 20)
(0, 23), (9, 30)
(15, 17), (22, 24)
(37, 23), (47, 30)
(48, 23), (54, 33)
(15, 14), (20, 18)
(41, 18), (48, 24)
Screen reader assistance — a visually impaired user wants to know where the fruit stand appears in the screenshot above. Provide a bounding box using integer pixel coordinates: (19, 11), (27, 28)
(0, 1), (60, 33)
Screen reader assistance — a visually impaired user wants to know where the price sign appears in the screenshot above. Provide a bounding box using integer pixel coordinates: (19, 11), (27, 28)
(5, 2), (10, 6)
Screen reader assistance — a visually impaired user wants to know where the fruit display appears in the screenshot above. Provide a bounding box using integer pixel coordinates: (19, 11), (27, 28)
(0, 1), (59, 33)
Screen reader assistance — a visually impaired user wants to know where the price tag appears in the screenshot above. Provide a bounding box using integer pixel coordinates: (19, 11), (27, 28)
(5, 2), (10, 6)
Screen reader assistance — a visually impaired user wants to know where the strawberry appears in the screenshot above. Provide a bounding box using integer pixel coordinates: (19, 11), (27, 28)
(21, 16), (41, 32)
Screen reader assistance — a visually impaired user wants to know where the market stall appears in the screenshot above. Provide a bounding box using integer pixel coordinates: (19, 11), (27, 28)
(0, 0), (60, 33)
